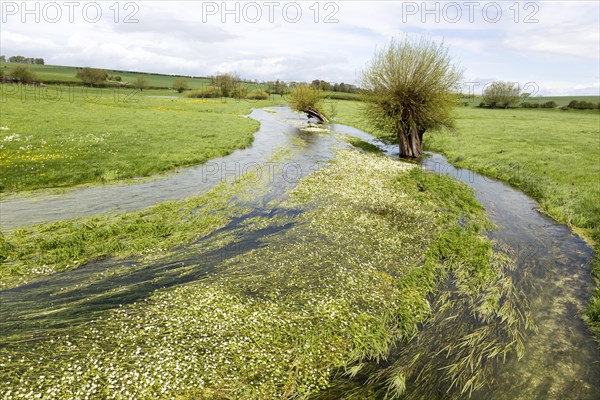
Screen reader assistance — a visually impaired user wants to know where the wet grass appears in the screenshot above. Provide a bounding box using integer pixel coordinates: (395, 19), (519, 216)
(0, 170), (262, 289)
(0, 85), (284, 193)
(1, 149), (529, 399)
(336, 100), (600, 341)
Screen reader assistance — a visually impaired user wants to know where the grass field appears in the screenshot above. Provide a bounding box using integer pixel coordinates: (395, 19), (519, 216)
(336, 100), (600, 338)
(423, 107), (600, 238)
(0, 62), (214, 88)
(458, 94), (599, 107)
(423, 106), (600, 338)
(0, 85), (285, 193)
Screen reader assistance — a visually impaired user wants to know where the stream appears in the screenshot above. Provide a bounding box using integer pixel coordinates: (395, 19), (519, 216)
(1, 106), (598, 398)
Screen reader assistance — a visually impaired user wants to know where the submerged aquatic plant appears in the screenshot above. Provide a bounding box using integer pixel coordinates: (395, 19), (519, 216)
(1, 149), (532, 399)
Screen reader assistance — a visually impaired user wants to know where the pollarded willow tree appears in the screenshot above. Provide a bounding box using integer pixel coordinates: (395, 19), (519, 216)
(288, 83), (329, 124)
(361, 36), (463, 158)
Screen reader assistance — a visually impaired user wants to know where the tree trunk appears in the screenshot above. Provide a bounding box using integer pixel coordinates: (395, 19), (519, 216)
(397, 127), (424, 158)
(305, 107), (329, 124)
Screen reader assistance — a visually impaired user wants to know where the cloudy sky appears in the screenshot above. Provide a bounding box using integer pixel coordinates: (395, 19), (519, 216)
(2, 1), (599, 95)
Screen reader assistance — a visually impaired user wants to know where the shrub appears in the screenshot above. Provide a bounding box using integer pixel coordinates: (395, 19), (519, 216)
(541, 101), (557, 108)
(210, 73), (239, 97)
(9, 66), (36, 83)
(230, 85), (248, 99)
(324, 91), (361, 101)
(568, 100), (597, 110)
(482, 81), (521, 108)
(246, 89), (269, 100)
(76, 67), (108, 86)
(187, 86), (222, 98)
(289, 84), (323, 111)
(579, 101), (596, 110)
(173, 77), (189, 93)
(520, 102), (540, 108)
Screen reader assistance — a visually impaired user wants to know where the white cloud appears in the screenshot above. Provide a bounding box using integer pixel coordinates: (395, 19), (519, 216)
(0, 1), (598, 94)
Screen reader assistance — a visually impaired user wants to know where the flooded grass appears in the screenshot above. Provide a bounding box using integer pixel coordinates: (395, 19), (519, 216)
(1, 149), (528, 399)
(0, 170), (262, 289)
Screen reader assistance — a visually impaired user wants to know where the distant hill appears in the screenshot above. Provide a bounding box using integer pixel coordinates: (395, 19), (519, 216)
(0, 62), (213, 88)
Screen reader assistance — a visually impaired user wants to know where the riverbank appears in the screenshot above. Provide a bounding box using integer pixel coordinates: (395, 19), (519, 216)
(3, 104), (598, 398)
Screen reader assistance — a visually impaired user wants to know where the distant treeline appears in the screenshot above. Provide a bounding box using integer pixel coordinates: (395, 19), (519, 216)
(1, 55), (45, 65)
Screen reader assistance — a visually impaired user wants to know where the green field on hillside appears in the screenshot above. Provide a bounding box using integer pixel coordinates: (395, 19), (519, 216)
(0, 63), (259, 89)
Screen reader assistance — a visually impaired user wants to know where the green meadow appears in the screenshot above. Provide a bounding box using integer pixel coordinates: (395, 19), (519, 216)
(0, 84), (285, 193)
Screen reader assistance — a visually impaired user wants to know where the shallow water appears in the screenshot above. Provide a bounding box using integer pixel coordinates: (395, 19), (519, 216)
(331, 123), (600, 399)
(422, 153), (599, 399)
(1, 107), (598, 398)
(0, 107), (335, 341)
(0, 107), (334, 231)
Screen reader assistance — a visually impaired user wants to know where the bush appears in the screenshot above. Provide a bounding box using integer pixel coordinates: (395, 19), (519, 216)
(541, 101), (557, 108)
(210, 73), (239, 97)
(567, 100), (597, 110)
(579, 101), (596, 110)
(246, 89), (269, 100)
(482, 81), (521, 108)
(76, 67), (108, 86)
(173, 77), (189, 93)
(230, 85), (248, 99)
(323, 91), (361, 101)
(187, 86), (222, 98)
(9, 66), (36, 83)
(289, 84), (323, 111)
(520, 102), (540, 108)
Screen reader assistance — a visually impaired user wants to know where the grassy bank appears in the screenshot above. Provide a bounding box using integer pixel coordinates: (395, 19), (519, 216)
(336, 100), (600, 339)
(0, 85), (283, 193)
(0, 148), (529, 399)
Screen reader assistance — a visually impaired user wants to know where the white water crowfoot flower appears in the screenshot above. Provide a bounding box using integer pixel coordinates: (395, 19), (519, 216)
(0, 149), (502, 399)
